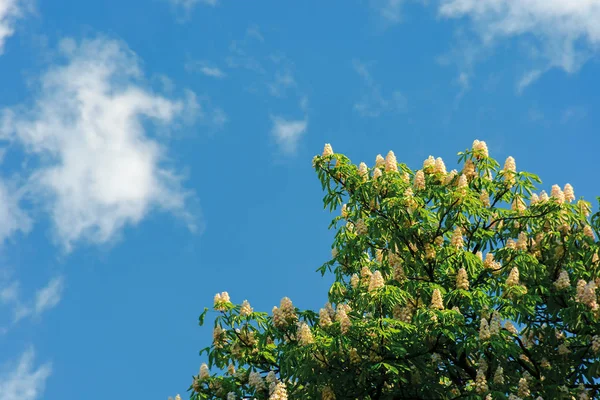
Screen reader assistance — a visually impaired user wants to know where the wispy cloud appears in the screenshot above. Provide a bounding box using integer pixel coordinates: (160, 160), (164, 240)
(438, 0), (600, 90)
(0, 0), (26, 54)
(560, 106), (587, 124)
(353, 59), (407, 117)
(516, 69), (543, 94)
(0, 37), (199, 250)
(0, 348), (51, 400)
(185, 60), (226, 79)
(372, 0), (405, 24)
(270, 116), (308, 154)
(1, 276), (64, 327)
(0, 178), (31, 244)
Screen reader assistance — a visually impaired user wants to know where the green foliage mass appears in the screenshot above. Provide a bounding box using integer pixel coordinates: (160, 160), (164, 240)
(183, 141), (600, 400)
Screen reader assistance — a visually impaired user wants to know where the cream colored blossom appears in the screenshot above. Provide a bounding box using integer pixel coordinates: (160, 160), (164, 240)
(269, 382), (288, 400)
(554, 270), (570, 290)
(512, 197), (526, 213)
(516, 232), (528, 251)
(336, 308), (351, 334)
(504, 321), (518, 334)
(592, 335), (600, 353)
(272, 307), (286, 328)
(322, 144), (334, 157)
(394, 304), (413, 323)
(322, 386), (336, 400)
(475, 365), (488, 394)
(479, 318), (491, 341)
(214, 292), (231, 311)
(578, 199), (591, 217)
(266, 371), (278, 386)
(457, 174), (468, 194)
(530, 193), (539, 205)
(240, 300), (253, 317)
(385, 151), (398, 172)
(506, 238), (516, 250)
(472, 139), (489, 159)
(297, 322), (314, 345)
(506, 267), (520, 287)
(355, 219), (368, 235)
(358, 162), (368, 181)
(373, 167), (382, 180)
(558, 343), (570, 355)
(551, 184), (565, 204)
(490, 312), (501, 336)
(423, 155), (436, 173)
(227, 392), (235, 400)
(493, 366), (504, 384)
(331, 248), (338, 259)
(319, 308), (332, 327)
(375, 154), (385, 168)
(393, 263), (406, 282)
(518, 377), (530, 398)
(430, 289), (444, 310)
(360, 266), (372, 284)
(480, 190), (490, 207)
(503, 156), (516, 185)
(563, 183), (575, 203)
(444, 169), (457, 185)
(463, 159), (476, 179)
(583, 225), (595, 240)
(434, 157), (446, 176)
(350, 348), (361, 364)
(249, 371), (266, 390)
(450, 227), (464, 249)
(368, 270), (385, 292)
(213, 325), (226, 348)
(456, 267), (469, 290)
(414, 170), (425, 190)
(227, 363), (235, 375)
(200, 363), (210, 380)
(540, 358), (551, 369)
(350, 274), (359, 289)
(539, 190), (549, 202)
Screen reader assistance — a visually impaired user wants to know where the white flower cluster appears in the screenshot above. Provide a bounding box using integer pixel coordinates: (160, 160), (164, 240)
(240, 300), (253, 317)
(502, 156), (516, 186)
(576, 280), (598, 310)
(214, 291), (231, 311)
(554, 270), (570, 290)
(368, 270), (385, 292)
(430, 289), (444, 310)
(272, 297), (297, 328)
(456, 267), (469, 290)
(297, 322), (314, 346)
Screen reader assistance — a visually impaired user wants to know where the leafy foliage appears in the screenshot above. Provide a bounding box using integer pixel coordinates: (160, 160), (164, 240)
(182, 141), (600, 400)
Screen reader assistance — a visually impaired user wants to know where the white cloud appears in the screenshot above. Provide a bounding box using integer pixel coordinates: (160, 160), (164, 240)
(438, 0), (600, 87)
(0, 178), (31, 244)
(0, 0), (25, 54)
(0, 348), (51, 400)
(270, 116), (308, 154)
(353, 60), (408, 117)
(0, 37), (197, 250)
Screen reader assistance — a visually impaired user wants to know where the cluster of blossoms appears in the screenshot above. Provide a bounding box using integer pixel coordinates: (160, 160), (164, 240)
(184, 140), (599, 400)
(214, 291), (231, 311)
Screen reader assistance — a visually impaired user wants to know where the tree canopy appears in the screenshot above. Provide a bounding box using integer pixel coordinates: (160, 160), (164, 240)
(176, 140), (600, 400)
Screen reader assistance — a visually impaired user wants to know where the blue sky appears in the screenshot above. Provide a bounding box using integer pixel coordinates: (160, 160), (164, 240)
(0, 0), (599, 399)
